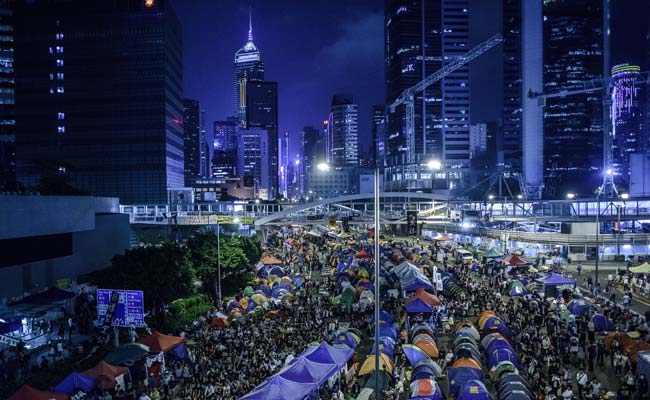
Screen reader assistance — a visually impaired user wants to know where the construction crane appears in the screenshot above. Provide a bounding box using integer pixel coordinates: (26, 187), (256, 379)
(388, 34), (503, 164)
(528, 69), (650, 197)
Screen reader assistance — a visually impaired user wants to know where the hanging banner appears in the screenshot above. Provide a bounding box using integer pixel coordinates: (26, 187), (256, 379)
(407, 211), (418, 236)
(96, 291), (120, 345)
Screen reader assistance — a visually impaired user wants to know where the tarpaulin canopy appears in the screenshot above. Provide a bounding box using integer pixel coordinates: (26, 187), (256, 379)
(83, 361), (129, 390)
(239, 374), (316, 400)
(299, 342), (354, 370)
(503, 254), (529, 267)
(54, 372), (97, 394)
(405, 288), (442, 306)
(278, 357), (335, 385)
(104, 343), (150, 365)
(406, 298), (434, 313)
(539, 273), (575, 287)
(138, 331), (187, 353)
(483, 248), (502, 258)
(507, 281), (527, 296)
(8, 385), (69, 400)
(630, 262), (650, 274)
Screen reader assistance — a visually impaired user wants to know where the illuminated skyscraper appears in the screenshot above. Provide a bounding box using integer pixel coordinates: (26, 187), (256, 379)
(301, 126), (322, 197)
(0, 3), (14, 191)
(328, 94), (358, 167)
(183, 99), (201, 184)
(233, 9), (264, 124)
(611, 64), (644, 186)
(212, 118), (238, 179)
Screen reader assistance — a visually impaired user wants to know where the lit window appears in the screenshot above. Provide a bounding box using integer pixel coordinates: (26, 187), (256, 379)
(58, 166), (66, 173)
(57, 73), (64, 80)
(56, 86), (64, 93)
(57, 112), (65, 120)
(49, 88), (54, 94)
(49, 73), (54, 80)
(49, 47), (53, 54)
(57, 126), (65, 133)
(56, 59), (64, 67)
(55, 33), (64, 40)
(56, 46), (63, 53)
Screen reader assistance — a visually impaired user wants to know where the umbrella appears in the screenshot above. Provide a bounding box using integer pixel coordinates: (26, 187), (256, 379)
(243, 286), (254, 297)
(358, 353), (394, 376)
(402, 344), (430, 366)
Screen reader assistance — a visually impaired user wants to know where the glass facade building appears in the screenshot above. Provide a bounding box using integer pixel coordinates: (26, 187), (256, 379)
(502, 0), (522, 175)
(212, 117), (238, 179)
(233, 12), (264, 124)
(14, 0), (184, 204)
(328, 94), (359, 167)
(0, 2), (13, 191)
(183, 98), (200, 185)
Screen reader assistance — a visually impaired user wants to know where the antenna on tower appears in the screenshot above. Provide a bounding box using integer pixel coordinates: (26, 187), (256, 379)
(248, 6), (253, 42)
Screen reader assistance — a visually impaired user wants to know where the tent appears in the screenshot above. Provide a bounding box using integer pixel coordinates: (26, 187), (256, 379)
(480, 333), (506, 350)
(406, 298), (434, 313)
(405, 288), (442, 306)
(414, 337), (439, 358)
(239, 374), (316, 400)
(452, 357), (482, 370)
(8, 385), (69, 400)
(411, 359), (443, 380)
(482, 317), (511, 338)
(503, 254), (529, 267)
(359, 353), (394, 375)
(380, 310), (393, 324)
(83, 361), (129, 390)
(592, 313), (615, 332)
(356, 249), (373, 259)
(54, 372), (97, 394)
(410, 379), (443, 399)
(138, 331), (187, 354)
(333, 331), (361, 349)
(458, 380), (492, 400)
(631, 262), (650, 274)
(540, 273), (576, 287)
(400, 269), (434, 292)
(483, 248), (502, 258)
(507, 281), (527, 297)
(402, 344), (430, 366)
(448, 367), (484, 397)
(486, 348), (520, 369)
(104, 343), (150, 365)
(379, 324), (398, 341)
(433, 236), (453, 242)
(362, 371), (391, 393)
(456, 326), (480, 342)
(261, 255), (283, 265)
(567, 299), (591, 316)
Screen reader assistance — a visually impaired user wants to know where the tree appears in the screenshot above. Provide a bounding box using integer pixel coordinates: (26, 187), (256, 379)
(218, 238), (249, 271)
(186, 231), (219, 292)
(230, 236), (262, 264)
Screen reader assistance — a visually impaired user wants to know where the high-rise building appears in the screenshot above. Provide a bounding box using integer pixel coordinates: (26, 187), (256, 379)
(384, 0), (470, 192)
(371, 105), (385, 165)
(469, 124), (487, 158)
(14, 0), (183, 204)
(502, 0), (522, 175)
(0, 3), (14, 192)
(237, 127), (271, 200)
(212, 117), (238, 179)
(611, 64), (644, 187)
(199, 108), (209, 178)
(245, 80), (278, 198)
(234, 9), (264, 124)
(279, 131), (289, 198)
(301, 126), (322, 197)
(183, 99), (200, 185)
(543, 0), (603, 197)
(328, 94), (358, 167)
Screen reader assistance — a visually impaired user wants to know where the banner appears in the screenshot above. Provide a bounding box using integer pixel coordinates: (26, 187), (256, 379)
(97, 291), (120, 345)
(329, 216), (337, 230)
(406, 211), (418, 236)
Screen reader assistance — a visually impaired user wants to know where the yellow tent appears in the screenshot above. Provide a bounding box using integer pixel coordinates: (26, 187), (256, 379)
(358, 353), (394, 376)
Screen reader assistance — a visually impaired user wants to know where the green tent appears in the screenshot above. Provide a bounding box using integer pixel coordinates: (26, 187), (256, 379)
(506, 280), (527, 296)
(243, 286), (254, 297)
(630, 262), (650, 274)
(483, 248), (502, 258)
(341, 287), (357, 305)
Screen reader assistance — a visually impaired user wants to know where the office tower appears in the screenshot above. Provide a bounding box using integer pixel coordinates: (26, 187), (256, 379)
(234, 9), (264, 124)
(237, 127), (271, 200)
(384, 0), (470, 191)
(543, 0), (603, 197)
(279, 131), (289, 198)
(371, 105), (384, 165)
(469, 124), (487, 158)
(328, 94), (358, 167)
(200, 108), (209, 178)
(245, 80), (278, 198)
(14, 0), (183, 204)
(301, 126), (322, 197)
(611, 64), (644, 186)
(0, 3), (14, 191)
(502, 0), (522, 175)
(212, 117), (238, 179)
(183, 99), (200, 185)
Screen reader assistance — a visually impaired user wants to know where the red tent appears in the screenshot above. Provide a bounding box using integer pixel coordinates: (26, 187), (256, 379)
(83, 361), (129, 390)
(355, 249), (373, 259)
(8, 385), (69, 400)
(405, 288), (442, 306)
(138, 331), (187, 353)
(504, 254), (529, 267)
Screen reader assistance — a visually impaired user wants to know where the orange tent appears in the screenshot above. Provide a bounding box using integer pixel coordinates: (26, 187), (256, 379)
(355, 249), (373, 259)
(138, 331), (187, 353)
(261, 255), (283, 265)
(452, 357), (482, 370)
(405, 288), (442, 307)
(84, 361), (129, 390)
(503, 254), (529, 267)
(453, 321), (475, 333)
(8, 385), (69, 400)
(415, 338), (439, 358)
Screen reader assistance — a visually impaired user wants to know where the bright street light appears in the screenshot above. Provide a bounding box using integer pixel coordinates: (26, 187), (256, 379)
(517, 194), (523, 199)
(317, 162), (330, 172)
(566, 193), (575, 199)
(233, 217), (240, 223)
(621, 193), (629, 200)
(488, 194), (495, 200)
(606, 168), (613, 176)
(426, 159), (441, 170)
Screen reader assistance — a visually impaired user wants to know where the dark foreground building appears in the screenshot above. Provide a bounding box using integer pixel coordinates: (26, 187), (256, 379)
(14, 0), (184, 204)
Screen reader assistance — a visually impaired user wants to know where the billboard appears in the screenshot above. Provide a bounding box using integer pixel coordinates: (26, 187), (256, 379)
(97, 289), (145, 327)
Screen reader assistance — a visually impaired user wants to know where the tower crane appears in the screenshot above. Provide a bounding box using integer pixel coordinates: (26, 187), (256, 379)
(387, 34), (503, 165)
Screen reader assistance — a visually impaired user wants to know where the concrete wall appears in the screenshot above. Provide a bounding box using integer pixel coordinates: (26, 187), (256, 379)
(0, 211), (130, 301)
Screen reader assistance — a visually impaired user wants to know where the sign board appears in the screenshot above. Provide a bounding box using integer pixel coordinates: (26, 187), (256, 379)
(407, 211), (418, 236)
(97, 289), (145, 328)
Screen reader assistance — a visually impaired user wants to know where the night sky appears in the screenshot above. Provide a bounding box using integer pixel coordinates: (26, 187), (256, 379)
(174, 0), (650, 158)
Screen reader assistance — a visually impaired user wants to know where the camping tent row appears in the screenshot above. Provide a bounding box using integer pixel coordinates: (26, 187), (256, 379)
(477, 311), (534, 400)
(390, 261), (434, 292)
(554, 298), (614, 332)
(402, 320), (445, 399)
(441, 273), (465, 300)
(239, 341), (355, 400)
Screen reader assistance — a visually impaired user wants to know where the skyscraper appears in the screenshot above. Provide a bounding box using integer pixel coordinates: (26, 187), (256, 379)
(279, 130), (289, 198)
(502, 0), (523, 175)
(301, 125), (322, 197)
(543, 0), (603, 197)
(0, 3), (14, 191)
(611, 64), (644, 187)
(237, 127), (271, 200)
(234, 9), (264, 124)
(384, 0), (470, 191)
(212, 117), (238, 179)
(328, 94), (358, 167)
(245, 80), (278, 198)
(14, 0), (184, 204)
(183, 99), (201, 185)
(371, 105), (385, 165)
(200, 108), (209, 178)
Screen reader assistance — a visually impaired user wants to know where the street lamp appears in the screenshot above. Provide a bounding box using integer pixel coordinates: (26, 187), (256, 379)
(317, 162), (330, 172)
(566, 193), (575, 199)
(488, 194), (495, 200)
(621, 193), (629, 200)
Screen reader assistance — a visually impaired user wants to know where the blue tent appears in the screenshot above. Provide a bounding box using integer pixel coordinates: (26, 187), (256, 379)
(482, 317), (511, 338)
(256, 284), (271, 297)
(240, 375), (316, 400)
(501, 390), (532, 400)
(54, 372), (97, 394)
(486, 348), (520, 369)
(279, 357), (335, 385)
(371, 341), (395, 360)
(591, 313), (615, 332)
(380, 310), (393, 324)
(337, 262), (348, 272)
(268, 266), (285, 277)
(448, 367), (483, 397)
(379, 324), (398, 341)
(458, 380), (492, 400)
(540, 272), (575, 287)
(498, 383), (533, 400)
(333, 332), (359, 349)
(401, 269), (434, 292)
(412, 361), (443, 380)
(406, 298), (434, 313)
(299, 342), (354, 369)
(567, 299), (591, 316)
(226, 299), (241, 313)
(486, 338), (514, 355)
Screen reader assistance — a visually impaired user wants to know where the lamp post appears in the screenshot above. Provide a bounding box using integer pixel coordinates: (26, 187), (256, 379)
(216, 218), (221, 309)
(319, 161), (381, 397)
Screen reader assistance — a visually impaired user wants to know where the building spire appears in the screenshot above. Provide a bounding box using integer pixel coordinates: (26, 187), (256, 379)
(248, 6), (253, 42)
